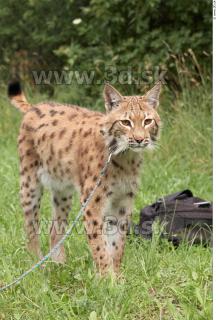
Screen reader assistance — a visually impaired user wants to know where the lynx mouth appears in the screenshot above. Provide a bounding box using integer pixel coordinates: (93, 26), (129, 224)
(129, 142), (149, 149)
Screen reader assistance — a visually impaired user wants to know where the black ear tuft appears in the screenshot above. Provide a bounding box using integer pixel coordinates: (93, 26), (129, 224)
(8, 81), (22, 97)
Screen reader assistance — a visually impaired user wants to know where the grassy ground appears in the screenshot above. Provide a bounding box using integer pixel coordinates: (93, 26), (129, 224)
(0, 83), (212, 319)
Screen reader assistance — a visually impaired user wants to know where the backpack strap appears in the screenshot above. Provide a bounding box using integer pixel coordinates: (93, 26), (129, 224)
(157, 189), (193, 203)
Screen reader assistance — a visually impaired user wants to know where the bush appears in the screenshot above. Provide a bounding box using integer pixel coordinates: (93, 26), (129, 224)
(0, 0), (211, 97)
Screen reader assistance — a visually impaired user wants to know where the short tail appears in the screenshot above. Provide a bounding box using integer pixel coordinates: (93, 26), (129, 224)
(8, 81), (31, 113)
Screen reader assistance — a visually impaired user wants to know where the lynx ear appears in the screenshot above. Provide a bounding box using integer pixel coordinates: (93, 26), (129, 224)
(103, 83), (123, 111)
(144, 81), (162, 109)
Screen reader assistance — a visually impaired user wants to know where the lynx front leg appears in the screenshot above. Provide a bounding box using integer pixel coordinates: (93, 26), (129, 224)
(50, 189), (72, 263)
(82, 193), (113, 275)
(104, 195), (134, 273)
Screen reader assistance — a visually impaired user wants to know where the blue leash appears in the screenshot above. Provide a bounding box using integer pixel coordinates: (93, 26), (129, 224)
(0, 153), (113, 292)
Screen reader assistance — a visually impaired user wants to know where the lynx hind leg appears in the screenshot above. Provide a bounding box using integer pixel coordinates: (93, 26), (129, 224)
(50, 189), (72, 264)
(19, 141), (43, 258)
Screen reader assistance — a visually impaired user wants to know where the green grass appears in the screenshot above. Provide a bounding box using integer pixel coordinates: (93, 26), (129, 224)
(0, 83), (212, 319)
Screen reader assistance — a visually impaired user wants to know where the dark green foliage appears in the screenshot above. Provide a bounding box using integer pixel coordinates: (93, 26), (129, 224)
(0, 0), (212, 100)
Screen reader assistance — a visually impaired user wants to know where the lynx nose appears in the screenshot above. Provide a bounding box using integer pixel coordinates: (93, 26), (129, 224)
(135, 138), (144, 144)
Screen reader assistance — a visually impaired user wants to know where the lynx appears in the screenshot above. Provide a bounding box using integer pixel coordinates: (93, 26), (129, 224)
(8, 81), (162, 275)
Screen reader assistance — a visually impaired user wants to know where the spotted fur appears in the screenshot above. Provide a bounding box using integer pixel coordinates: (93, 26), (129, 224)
(8, 81), (162, 275)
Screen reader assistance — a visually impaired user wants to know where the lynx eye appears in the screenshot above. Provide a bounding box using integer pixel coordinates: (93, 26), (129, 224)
(144, 118), (153, 126)
(121, 120), (132, 127)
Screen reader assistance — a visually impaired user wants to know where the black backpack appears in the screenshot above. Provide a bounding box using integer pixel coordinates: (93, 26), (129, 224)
(135, 190), (212, 246)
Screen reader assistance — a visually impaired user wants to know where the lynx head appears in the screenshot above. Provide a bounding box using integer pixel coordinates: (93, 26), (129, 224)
(102, 82), (162, 155)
